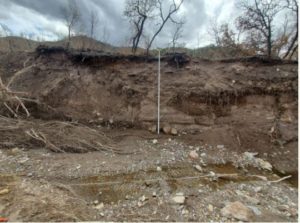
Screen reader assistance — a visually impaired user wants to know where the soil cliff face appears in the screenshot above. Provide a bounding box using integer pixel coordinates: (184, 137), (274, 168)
(0, 49), (298, 171)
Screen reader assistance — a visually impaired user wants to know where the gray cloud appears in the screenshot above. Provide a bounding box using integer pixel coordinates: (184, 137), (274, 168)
(10, 0), (68, 19)
(0, 0), (233, 47)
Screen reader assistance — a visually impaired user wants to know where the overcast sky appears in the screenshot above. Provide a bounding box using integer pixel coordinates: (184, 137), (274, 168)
(0, 0), (242, 48)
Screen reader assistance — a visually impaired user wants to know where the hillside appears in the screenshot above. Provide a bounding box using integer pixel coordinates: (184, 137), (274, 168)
(0, 36), (115, 52)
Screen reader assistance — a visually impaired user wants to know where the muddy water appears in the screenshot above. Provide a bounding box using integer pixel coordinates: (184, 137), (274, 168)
(69, 163), (296, 204)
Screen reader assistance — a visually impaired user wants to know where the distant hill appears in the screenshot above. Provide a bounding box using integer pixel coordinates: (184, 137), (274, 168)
(0, 35), (116, 53)
(0, 36), (38, 52)
(2, 36), (288, 60)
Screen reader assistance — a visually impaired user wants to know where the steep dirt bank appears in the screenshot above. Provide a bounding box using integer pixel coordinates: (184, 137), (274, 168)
(0, 49), (298, 222)
(1, 49), (297, 171)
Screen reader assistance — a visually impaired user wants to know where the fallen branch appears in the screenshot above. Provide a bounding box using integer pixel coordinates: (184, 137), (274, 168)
(1, 76), (31, 118)
(14, 96), (30, 117)
(249, 174), (268, 181)
(269, 175), (292, 183)
(3, 102), (18, 117)
(6, 65), (35, 88)
(0, 116), (125, 153)
(25, 128), (65, 153)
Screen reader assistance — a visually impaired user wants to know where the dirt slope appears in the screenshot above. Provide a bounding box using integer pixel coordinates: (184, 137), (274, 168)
(0, 48), (298, 222)
(1, 49), (297, 168)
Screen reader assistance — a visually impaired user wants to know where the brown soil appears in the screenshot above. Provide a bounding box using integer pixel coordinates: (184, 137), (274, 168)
(0, 47), (298, 222)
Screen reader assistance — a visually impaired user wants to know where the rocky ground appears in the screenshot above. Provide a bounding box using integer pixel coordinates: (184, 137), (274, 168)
(0, 131), (298, 222)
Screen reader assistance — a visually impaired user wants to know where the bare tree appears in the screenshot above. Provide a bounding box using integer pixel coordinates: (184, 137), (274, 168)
(124, 0), (157, 54)
(236, 0), (284, 58)
(89, 10), (99, 39)
(208, 20), (239, 48)
(170, 20), (185, 52)
(101, 25), (110, 43)
(272, 15), (289, 57)
(283, 0), (298, 59)
(146, 0), (184, 55)
(208, 19), (222, 46)
(62, 0), (81, 45)
(220, 24), (237, 48)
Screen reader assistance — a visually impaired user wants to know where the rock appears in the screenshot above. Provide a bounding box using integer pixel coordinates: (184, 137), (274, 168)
(148, 125), (157, 133)
(217, 145), (225, 149)
(11, 147), (21, 155)
(162, 126), (172, 134)
(137, 201), (143, 207)
(277, 205), (289, 212)
(100, 212), (105, 217)
(254, 187), (262, 193)
(157, 166), (162, 172)
(200, 153), (206, 157)
(152, 191), (157, 197)
(243, 152), (258, 161)
(182, 209), (189, 215)
(289, 208), (298, 217)
(247, 205), (261, 215)
(256, 158), (272, 171)
(170, 128), (178, 136)
(209, 171), (216, 177)
(18, 157), (29, 164)
(244, 195), (260, 205)
(152, 139), (158, 144)
(139, 195), (147, 202)
(194, 165), (202, 172)
(172, 194), (185, 204)
(94, 202), (104, 210)
(221, 201), (254, 222)
(145, 181), (152, 187)
(189, 150), (199, 160)
(208, 204), (214, 212)
(0, 188), (9, 195)
(93, 200), (99, 205)
(235, 190), (244, 196)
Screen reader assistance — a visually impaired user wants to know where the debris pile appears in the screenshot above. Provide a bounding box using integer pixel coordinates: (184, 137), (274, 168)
(0, 77), (124, 154)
